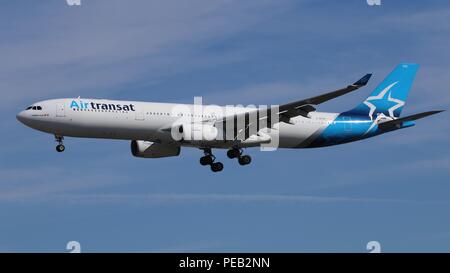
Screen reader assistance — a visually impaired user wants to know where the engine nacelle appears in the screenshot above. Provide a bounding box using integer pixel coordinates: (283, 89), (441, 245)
(131, 140), (180, 158)
(173, 123), (218, 141)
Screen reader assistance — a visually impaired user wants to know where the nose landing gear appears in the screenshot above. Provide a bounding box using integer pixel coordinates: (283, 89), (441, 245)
(55, 135), (65, 152)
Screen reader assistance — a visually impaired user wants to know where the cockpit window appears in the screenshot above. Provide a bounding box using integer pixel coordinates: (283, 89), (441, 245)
(36, 106), (42, 110)
(32, 106), (37, 110)
(29, 106), (43, 110)
(26, 106), (32, 110)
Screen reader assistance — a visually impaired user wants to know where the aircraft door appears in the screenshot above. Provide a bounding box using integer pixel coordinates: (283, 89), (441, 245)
(135, 111), (145, 121)
(56, 103), (65, 117)
(343, 116), (352, 132)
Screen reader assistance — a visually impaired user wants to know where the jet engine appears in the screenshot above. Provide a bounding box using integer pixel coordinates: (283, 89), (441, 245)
(131, 140), (180, 158)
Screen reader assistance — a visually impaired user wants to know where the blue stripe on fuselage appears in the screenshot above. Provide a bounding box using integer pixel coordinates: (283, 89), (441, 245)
(307, 114), (378, 148)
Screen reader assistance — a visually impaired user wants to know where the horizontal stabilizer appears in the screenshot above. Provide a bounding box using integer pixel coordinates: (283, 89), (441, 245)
(378, 110), (444, 131)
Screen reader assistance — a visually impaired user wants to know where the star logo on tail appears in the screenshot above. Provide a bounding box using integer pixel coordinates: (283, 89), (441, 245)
(363, 81), (404, 120)
(363, 81), (405, 134)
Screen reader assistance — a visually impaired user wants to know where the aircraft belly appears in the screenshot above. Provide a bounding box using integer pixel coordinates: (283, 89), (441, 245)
(57, 115), (164, 140)
(277, 122), (325, 148)
(47, 106), (336, 149)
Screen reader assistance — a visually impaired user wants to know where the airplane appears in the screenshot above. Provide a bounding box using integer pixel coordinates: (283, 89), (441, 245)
(16, 63), (443, 172)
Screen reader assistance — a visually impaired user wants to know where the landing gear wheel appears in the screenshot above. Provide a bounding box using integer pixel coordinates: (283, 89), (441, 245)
(56, 144), (65, 153)
(238, 155), (251, 166)
(211, 162), (224, 172)
(200, 148), (224, 172)
(55, 135), (65, 153)
(200, 155), (213, 166)
(227, 149), (241, 159)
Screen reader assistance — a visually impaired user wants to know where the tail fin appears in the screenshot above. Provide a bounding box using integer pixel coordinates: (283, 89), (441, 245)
(348, 63), (419, 119)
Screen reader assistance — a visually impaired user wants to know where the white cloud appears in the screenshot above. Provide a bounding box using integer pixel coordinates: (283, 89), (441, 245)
(0, 167), (125, 202)
(312, 155), (450, 191)
(51, 192), (430, 205)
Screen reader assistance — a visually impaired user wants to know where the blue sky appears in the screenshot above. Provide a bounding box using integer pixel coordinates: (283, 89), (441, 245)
(0, 0), (449, 252)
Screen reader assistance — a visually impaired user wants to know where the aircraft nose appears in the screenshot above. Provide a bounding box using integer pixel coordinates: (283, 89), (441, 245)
(16, 110), (28, 124)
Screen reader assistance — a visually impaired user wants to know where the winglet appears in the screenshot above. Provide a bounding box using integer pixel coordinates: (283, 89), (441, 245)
(352, 73), (372, 87)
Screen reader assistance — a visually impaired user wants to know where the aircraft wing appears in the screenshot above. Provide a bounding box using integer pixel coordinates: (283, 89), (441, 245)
(378, 110), (444, 131)
(214, 73), (372, 140)
(277, 73), (372, 119)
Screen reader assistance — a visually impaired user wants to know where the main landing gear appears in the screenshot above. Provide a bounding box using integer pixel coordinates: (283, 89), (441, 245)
(227, 148), (251, 166)
(55, 135), (65, 152)
(200, 148), (224, 172)
(199, 148), (252, 172)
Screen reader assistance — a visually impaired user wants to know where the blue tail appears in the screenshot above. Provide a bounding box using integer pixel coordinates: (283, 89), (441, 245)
(347, 63), (419, 119)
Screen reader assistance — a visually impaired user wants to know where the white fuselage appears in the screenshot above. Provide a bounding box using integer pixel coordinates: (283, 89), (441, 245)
(16, 98), (339, 149)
